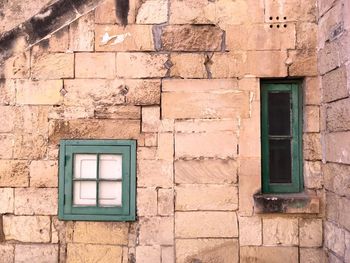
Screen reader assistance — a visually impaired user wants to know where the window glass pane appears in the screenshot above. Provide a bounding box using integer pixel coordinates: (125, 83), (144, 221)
(73, 181), (96, 205)
(269, 139), (292, 183)
(99, 182), (122, 206)
(99, 155), (123, 180)
(268, 92), (291, 135)
(74, 154), (97, 179)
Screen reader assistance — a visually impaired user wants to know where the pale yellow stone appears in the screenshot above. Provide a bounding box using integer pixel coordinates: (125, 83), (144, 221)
(0, 106), (16, 132)
(15, 188), (57, 215)
(170, 53), (206, 78)
(136, 0), (168, 24)
(67, 243), (123, 263)
(210, 52), (246, 78)
(125, 79), (161, 105)
(175, 212), (238, 238)
(2, 51), (30, 79)
(240, 246), (298, 263)
(324, 221), (345, 257)
(16, 80), (63, 105)
(288, 49), (318, 77)
(239, 217), (262, 246)
(3, 215), (50, 242)
(0, 80), (16, 105)
(31, 53), (74, 79)
(304, 161), (323, 189)
(263, 218), (299, 245)
(175, 119), (239, 133)
(0, 188), (14, 214)
(0, 160), (29, 187)
(161, 246), (175, 263)
(304, 77), (321, 105)
(144, 133), (157, 147)
(158, 188), (174, 216)
(139, 217), (174, 245)
(304, 133), (322, 161)
(15, 244), (59, 263)
(0, 134), (15, 159)
(30, 160), (58, 187)
(0, 244), (14, 263)
(138, 160), (173, 188)
(175, 185), (238, 211)
(75, 53), (116, 78)
(300, 248), (327, 263)
(73, 222), (129, 245)
(69, 12), (95, 52)
(299, 219), (323, 247)
(136, 246), (161, 263)
(157, 133), (174, 161)
(142, 106), (160, 132)
(137, 188), (158, 216)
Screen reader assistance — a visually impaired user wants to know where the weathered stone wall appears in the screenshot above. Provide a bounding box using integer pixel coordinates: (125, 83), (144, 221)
(0, 0), (326, 262)
(318, 0), (350, 262)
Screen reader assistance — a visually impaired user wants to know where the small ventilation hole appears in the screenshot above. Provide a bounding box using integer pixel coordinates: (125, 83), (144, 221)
(277, 24), (280, 28)
(276, 16), (279, 20)
(269, 16), (273, 20)
(270, 24), (273, 28)
(284, 16), (287, 20)
(284, 24), (287, 28)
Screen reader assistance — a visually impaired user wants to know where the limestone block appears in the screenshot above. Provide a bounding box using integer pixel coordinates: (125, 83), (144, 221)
(94, 106), (140, 120)
(175, 159), (237, 184)
(0, 188), (14, 214)
(175, 185), (238, 211)
(304, 161), (322, 189)
(175, 119), (239, 133)
(0, 134), (14, 159)
(1, 51), (30, 79)
(13, 133), (47, 159)
(346, 231), (350, 263)
(170, 53), (206, 78)
(246, 51), (288, 77)
(0, 80), (16, 105)
(326, 192), (340, 222)
(158, 188), (174, 216)
(175, 132), (237, 159)
(318, 1), (344, 44)
(299, 219), (323, 247)
(139, 217), (174, 245)
(239, 106), (261, 157)
(326, 98), (350, 132)
(325, 132), (350, 164)
(0, 106), (16, 133)
(95, 0), (139, 24)
(288, 49), (318, 77)
(263, 218), (299, 245)
(136, 0), (168, 24)
(75, 53), (116, 79)
(161, 25), (223, 51)
(31, 53), (74, 79)
(296, 23), (318, 49)
(324, 221), (345, 257)
(142, 106), (160, 132)
(161, 247), (174, 263)
(226, 24), (296, 51)
(240, 246), (298, 263)
(0, 244), (14, 262)
(136, 246), (161, 263)
(144, 133), (157, 147)
(304, 106), (320, 132)
(116, 53), (168, 78)
(3, 215), (50, 242)
(16, 80), (63, 105)
(0, 160), (29, 187)
(239, 217), (262, 246)
(95, 25), (154, 51)
(15, 244), (59, 263)
(137, 188), (158, 216)
(318, 0), (337, 17)
(14, 188), (57, 215)
(73, 222), (129, 245)
(175, 212), (238, 238)
(16, 106), (49, 135)
(157, 133), (173, 161)
(322, 65), (349, 103)
(32, 29), (69, 53)
(318, 41), (341, 75)
(339, 197), (350, 231)
(137, 160), (173, 187)
(303, 133), (322, 161)
(125, 79), (161, 105)
(138, 147), (157, 160)
(210, 52), (246, 78)
(300, 248), (327, 263)
(69, 12), (95, 51)
(176, 239), (239, 263)
(30, 160), (58, 187)
(67, 243), (123, 263)
(304, 77), (321, 105)
(48, 119), (140, 144)
(323, 163), (350, 198)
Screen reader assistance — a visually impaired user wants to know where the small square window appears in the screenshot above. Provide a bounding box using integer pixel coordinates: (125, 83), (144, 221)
(58, 140), (136, 221)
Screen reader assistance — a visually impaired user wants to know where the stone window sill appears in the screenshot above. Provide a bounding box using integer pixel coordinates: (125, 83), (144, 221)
(253, 192), (320, 214)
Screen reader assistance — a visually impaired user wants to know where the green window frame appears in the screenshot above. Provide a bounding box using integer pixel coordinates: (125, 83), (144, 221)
(58, 140), (136, 221)
(261, 81), (303, 193)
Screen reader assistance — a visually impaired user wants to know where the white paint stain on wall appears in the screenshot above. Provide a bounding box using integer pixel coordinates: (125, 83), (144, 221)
(100, 32), (131, 46)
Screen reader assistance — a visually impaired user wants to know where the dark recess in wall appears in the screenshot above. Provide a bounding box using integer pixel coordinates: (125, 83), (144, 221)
(115, 0), (129, 26)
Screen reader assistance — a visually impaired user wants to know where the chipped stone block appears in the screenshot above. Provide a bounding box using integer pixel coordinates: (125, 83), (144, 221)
(303, 133), (322, 161)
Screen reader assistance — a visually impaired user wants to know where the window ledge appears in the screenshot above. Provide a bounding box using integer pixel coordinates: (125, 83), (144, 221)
(253, 192), (320, 214)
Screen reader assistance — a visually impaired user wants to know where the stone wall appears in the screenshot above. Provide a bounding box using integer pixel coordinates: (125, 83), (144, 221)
(318, 0), (350, 262)
(0, 0), (326, 262)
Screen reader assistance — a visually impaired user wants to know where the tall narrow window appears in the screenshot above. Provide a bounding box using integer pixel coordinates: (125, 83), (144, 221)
(261, 81), (303, 193)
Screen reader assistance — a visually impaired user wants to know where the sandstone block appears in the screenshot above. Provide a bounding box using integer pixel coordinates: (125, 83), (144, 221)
(239, 216), (262, 246)
(32, 29), (69, 54)
(175, 132), (237, 159)
(325, 132), (350, 164)
(326, 98), (350, 132)
(15, 244), (59, 263)
(288, 49), (318, 77)
(170, 53), (206, 78)
(14, 188), (57, 215)
(175, 212), (238, 238)
(263, 218), (299, 245)
(69, 12), (95, 51)
(16, 80), (63, 105)
(175, 159), (237, 184)
(210, 52), (245, 78)
(297, 23), (318, 49)
(0, 106), (16, 132)
(0, 244), (14, 263)
(116, 53), (168, 78)
(161, 247), (174, 263)
(175, 119), (239, 133)
(324, 221), (345, 257)
(176, 239), (239, 263)
(67, 243), (123, 263)
(139, 217), (174, 245)
(157, 133), (173, 161)
(75, 53), (116, 78)
(158, 188), (174, 216)
(3, 215), (50, 242)
(73, 221), (129, 245)
(95, 25), (154, 51)
(137, 188), (158, 216)
(339, 197), (350, 231)
(304, 133), (322, 160)
(136, 0), (168, 24)
(31, 53), (74, 79)
(318, 1), (343, 44)
(318, 41), (341, 75)
(0, 160), (29, 187)
(240, 246), (298, 263)
(95, 0), (138, 24)
(304, 161), (322, 189)
(30, 160), (58, 187)
(322, 65), (349, 102)
(125, 79), (161, 105)
(0, 80), (16, 105)
(137, 160), (173, 188)
(138, 147), (157, 160)
(176, 185), (238, 211)
(142, 106), (160, 132)
(0, 188), (14, 214)
(323, 163), (350, 198)
(304, 106), (320, 132)
(95, 106), (140, 120)
(136, 246), (161, 263)
(13, 133), (47, 159)
(239, 107), (261, 157)
(1, 52), (30, 79)
(48, 119), (140, 144)
(300, 248), (327, 263)
(304, 77), (321, 105)
(0, 134), (14, 159)
(161, 25), (223, 51)
(299, 219), (323, 247)
(144, 133), (157, 147)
